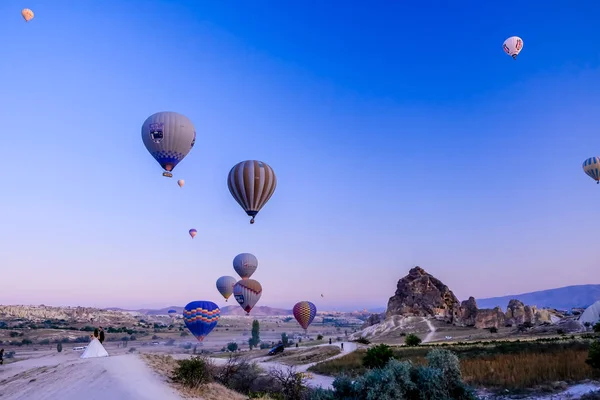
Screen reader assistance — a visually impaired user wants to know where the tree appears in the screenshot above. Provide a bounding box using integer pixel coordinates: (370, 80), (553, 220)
(281, 332), (289, 347)
(248, 320), (260, 349)
(227, 342), (238, 352)
(405, 333), (422, 346)
(363, 344), (394, 369)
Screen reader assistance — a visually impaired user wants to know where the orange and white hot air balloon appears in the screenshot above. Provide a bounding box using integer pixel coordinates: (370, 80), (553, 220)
(177, 179), (185, 188)
(21, 8), (34, 22)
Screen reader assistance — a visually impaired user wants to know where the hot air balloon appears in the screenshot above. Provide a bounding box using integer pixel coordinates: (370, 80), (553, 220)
(178, 179), (185, 188)
(293, 301), (317, 331)
(182, 301), (220, 342)
(233, 279), (262, 315)
(583, 157), (600, 184)
(141, 112), (196, 178)
(168, 309), (177, 321)
(503, 36), (523, 60)
(21, 9), (34, 22)
(216, 276), (237, 302)
(189, 229), (197, 239)
(227, 160), (277, 224)
(321, 294), (324, 298)
(233, 253), (258, 279)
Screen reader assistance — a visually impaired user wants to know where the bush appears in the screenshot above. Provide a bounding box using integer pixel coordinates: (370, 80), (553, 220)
(363, 344), (394, 369)
(39, 339), (50, 345)
(215, 353), (261, 394)
(171, 356), (213, 388)
(489, 327), (498, 333)
(587, 341), (600, 370)
(581, 390), (600, 400)
(405, 334), (422, 347)
(227, 342), (239, 352)
(354, 336), (371, 345)
(594, 323), (600, 333)
(57, 342), (62, 353)
(129, 347), (136, 353)
(268, 366), (309, 400)
(317, 334), (324, 340)
(322, 349), (476, 400)
(260, 342), (271, 349)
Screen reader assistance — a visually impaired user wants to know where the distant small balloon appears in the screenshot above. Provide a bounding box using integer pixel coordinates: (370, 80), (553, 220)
(189, 229), (197, 239)
(21, 8), (34, 22)
(503, 36), (523, 60)
(178, 179), (185, 188)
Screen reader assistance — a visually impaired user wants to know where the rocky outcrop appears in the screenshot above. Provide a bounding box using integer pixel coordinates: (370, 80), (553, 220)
(455, 297), (478, 326)
(361, 312), (384, 329)
(474, 307), (506, 329)
(386, 266), (460, 322)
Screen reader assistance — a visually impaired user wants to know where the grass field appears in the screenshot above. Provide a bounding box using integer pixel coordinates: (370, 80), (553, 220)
(308, 338), (600, 391)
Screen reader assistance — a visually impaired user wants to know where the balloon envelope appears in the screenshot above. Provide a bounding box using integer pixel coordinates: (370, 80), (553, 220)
(583, 157), (600, 183)
(189, 229), (197, 238)
(293, 301), (317, 330)
(233, 279), (262, 314)
(227, 160), (277, 223)
(183, 301), (220, 342)
(178, 179), (185, 188)
(216, 276), (237, 301)
(233, 253), (258, 279)
(168, 309), (176, 314)
(503, 36), (523, 59)
(141, 112), (196, 177)
(22, 9), (34, 22)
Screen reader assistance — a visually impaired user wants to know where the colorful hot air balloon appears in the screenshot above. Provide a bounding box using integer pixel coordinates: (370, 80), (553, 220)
(227, 160), (277, 224)
(21, 8), (34, 22)
(189, 229), (197, 239)
(168, 309), (177, 315)
(216, 276), (237, 302)
(141, 112), (196, 178)
(177, 179), (185, 188)
(233, 253), (258, 279)
(182, 301), (220, 342)
(503, 36), (523, 60)
(293, 301), (317, 331)
(583, 157), (600, 184)
(233, 279), (262, 315)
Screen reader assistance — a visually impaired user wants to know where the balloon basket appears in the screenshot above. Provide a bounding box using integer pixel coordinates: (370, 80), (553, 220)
(162, 172), (173, 178)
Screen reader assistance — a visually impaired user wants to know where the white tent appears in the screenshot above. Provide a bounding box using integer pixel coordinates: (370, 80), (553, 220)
(579, 300), (600, 326)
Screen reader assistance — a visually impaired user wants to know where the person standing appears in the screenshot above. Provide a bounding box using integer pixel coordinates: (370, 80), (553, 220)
(99, 327), (105, 344)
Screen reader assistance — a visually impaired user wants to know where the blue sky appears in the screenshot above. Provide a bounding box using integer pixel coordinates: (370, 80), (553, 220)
(0, 1), (599, 311)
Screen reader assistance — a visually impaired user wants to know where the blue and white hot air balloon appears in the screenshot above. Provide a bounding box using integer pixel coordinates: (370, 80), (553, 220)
(583, 157), (600, 184)
(141, 112), (196, 178)
(182, 301), (220, 342)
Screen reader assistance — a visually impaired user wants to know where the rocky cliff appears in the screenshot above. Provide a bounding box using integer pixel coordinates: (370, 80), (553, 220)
(386, 266), (460, 322)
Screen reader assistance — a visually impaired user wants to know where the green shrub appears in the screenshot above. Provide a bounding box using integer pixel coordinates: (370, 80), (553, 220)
(57, 342), (62, 352)
(317, 334), (324, 340)
(587, 341), (600, 370)
(363, 344), (394, 369)
(172, 356), (213, 388)
(405, 334), (422, 347)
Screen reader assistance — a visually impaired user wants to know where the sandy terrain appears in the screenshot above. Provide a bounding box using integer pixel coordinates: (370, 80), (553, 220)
(0, 349), (181, 400)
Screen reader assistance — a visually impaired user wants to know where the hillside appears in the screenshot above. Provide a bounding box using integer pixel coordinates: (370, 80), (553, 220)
(476, 284), (600, 310)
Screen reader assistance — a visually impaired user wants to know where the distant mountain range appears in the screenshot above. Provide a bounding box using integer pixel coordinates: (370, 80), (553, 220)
(476, 284), (600, 310)
(108, 305), (293, 316)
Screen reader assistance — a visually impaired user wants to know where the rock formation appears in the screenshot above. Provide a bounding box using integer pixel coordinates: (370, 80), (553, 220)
(383, 266), (555, 330)
(0, 305), (140, 325)
(386, 266), (460, 322)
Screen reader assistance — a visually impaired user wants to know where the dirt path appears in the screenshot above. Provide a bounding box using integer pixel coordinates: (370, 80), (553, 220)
(422, 318), (436, 343)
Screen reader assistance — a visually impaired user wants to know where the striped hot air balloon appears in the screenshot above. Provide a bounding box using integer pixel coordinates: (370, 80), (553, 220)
(233, 279), (262, 314)
(293, 301), (317, 331)
(227, 160), (277, 224)
(583, 157), (600, 184)
(182, 301), (220, 342)
(216, 276), (237, 302)
(141, 112), (196, 178)
(233, 253), (258, 279)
